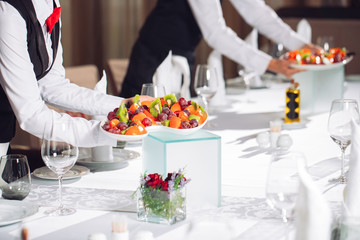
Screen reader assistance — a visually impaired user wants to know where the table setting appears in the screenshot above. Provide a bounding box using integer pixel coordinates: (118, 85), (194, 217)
(1, 56), (360, 240)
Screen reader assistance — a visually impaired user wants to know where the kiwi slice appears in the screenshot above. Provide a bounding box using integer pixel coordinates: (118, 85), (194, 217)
(133, 94), (140, 104)
(150, 98), (162, 118)
(162, 120), (170, 127)
(116, 103), (129, 123)
(164, 94), (177, 107)
(188, 114), (200, 121)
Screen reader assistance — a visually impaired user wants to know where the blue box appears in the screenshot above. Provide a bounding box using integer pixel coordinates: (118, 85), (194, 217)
(142, 130), (221, 210)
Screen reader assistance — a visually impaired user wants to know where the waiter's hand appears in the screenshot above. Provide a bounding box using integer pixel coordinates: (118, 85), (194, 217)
(122, 95), (155, 105)
(267, 58), (305, 79)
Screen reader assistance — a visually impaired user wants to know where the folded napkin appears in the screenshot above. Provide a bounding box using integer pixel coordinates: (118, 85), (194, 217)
(0, 142), (9, 158)
(207, 50), (226, 107)
(153, 51), (191, 99)
(297, 19), (312, 43)
(92, 71), (114, 161)
(295, 162), (332, 240)
(344, 120), (360, 217)
(244, 29), (262, 87)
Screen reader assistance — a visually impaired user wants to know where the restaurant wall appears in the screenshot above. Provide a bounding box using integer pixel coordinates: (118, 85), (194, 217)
(60, 0), (360, 84)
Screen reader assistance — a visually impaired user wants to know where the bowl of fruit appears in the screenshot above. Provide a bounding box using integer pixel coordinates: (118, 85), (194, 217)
(101, 94), (208, 140)
(283, 47), (353, 70)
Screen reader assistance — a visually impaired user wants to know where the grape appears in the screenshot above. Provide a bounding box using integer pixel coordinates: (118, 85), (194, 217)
(142, 118), (152, 127)
(178, 97), (187, 109)
(111, 129), (121, 134)
(162, 107), (171, 115)
(107, 112), (117, 121)
(103, 123), (111, 131)
(134, 106), (145, 115)
(158, 113), (168, 122)
(117, 122), (128, 131)
(142, 105), (149, 111)
(187, 100), (192, 106)
(113, 107), (119, 113)
(180, 121), (191, 129)
(189, 119), (199, 128)
(129, 122), (138, 127)
(168, 112), (176, 119)
(183, 109), (190, 116)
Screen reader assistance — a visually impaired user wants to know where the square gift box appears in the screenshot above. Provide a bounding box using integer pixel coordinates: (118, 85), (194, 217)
(142, 129), (221, 210)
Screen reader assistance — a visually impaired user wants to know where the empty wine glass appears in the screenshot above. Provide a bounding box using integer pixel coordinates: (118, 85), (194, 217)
(328, 99), (360, 184)
(0, 154), (31, 200)
(194, 64), (218, 111)
(140, 83), (166, 98)
(41, 121), (79, 216)
(266, 151), (306, 223)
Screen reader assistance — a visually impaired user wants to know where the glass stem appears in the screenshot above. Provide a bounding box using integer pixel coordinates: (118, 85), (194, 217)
(201, 96), (208, 110)
(58, 175), (63, 210)
(339, 147), (347, 183)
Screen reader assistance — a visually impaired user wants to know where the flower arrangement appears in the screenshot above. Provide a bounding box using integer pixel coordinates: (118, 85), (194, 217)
(135, 169), (190, 225)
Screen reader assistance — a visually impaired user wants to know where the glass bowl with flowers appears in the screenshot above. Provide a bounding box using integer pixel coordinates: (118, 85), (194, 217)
(133, 169), (190, 225)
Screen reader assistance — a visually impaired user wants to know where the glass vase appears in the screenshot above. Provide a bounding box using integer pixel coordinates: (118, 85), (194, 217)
(137, 187), (186, 225)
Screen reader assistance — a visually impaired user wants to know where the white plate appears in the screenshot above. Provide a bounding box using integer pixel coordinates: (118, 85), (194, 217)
(33, 165), (90, 180)
(76, 149), (139, 171)
(290, 55), (353, 71)
(0, 200), (38, 226)
(100, 120), (148, 142)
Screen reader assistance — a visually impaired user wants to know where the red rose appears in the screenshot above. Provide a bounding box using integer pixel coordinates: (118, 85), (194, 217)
(161, 181), (168, 191)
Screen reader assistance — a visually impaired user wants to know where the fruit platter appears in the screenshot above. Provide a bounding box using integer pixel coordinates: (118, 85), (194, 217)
(283, 47), (353, 70)
(100, 94), (208, 141)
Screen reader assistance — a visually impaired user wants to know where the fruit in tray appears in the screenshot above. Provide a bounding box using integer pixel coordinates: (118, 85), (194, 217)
(102, 94), (207, 135)
(284, 47), (347, 65)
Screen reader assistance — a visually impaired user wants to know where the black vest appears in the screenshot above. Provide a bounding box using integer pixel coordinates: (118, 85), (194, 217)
(0, 0), (59, 143)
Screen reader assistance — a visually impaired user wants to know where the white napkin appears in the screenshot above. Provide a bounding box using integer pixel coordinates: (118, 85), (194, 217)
(207, 50), (226, 107)
(295, 163), (332, 240)
(297, 19), (312, 43)
(0, 142), (9, 158)
(92, 71), (114, 161)
(244, 29), (262, 87)
(344, 120), (360, 217)
(153, 51), (191, 99)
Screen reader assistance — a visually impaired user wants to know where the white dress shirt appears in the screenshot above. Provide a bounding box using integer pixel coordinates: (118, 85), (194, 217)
(188, 0), (307, 74)
(0, 0), (122, 147)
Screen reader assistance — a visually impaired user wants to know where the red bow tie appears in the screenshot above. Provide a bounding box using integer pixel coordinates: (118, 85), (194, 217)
(45, 7), (61, 33)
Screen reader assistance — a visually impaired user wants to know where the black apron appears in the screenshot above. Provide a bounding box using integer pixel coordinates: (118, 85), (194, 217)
(0, 0), (59, 143)
(119, 0), (203, 98)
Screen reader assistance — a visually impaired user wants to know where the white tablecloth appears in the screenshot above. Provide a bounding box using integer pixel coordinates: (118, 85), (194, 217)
(2, 80), (359, 240)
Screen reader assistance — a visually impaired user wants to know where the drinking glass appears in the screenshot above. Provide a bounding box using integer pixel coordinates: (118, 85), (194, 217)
(0, 154), (31, 200)
(41, 121), (79, 216)
(266, 151), (305, 223)
(140, 83), (166, 98)
(328, 99), (360, 184)
(193, 64), (218, 110)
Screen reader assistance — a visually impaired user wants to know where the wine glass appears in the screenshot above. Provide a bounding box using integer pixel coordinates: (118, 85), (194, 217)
(140, 83), (166, 98)
(266, 151), (306, 223)
(193, 64), (218, 111)
(0, 154), (31, 200)
(41, 121), (79, 216)
(328, 99), (360, 184)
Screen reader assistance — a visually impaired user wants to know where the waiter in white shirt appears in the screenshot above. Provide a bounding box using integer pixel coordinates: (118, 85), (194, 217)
(0, 0), (152, 157)
(120, 0), (319, 98)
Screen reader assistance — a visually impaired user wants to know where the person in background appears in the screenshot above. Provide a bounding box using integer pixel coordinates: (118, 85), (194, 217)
(119, 0), (320, 98)
(0, 0), (152, 158)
